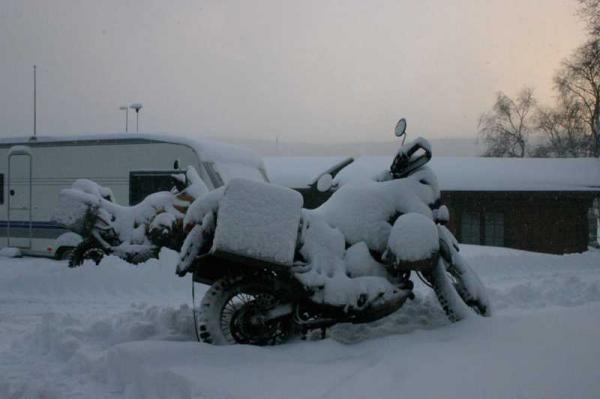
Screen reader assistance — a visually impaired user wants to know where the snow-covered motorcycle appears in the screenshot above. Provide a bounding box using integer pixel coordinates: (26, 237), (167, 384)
(53, 167), (208, 267)
(176, 119), (490, 345)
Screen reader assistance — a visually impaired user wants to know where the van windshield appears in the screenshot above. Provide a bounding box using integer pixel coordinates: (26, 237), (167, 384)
(202, 162), (268, 187)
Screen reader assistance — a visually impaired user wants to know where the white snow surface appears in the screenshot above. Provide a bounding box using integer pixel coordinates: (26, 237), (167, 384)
(55, 232), (83, 248)
(267, 155), (600, 191)
(212, 179), (303, 265)
(1, 247), (600, 399)
(0, 247), (22, 258)
(72, 179), (115, 200)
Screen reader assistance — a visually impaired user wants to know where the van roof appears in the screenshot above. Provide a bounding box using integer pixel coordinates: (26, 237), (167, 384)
(0, 133), (264, 169)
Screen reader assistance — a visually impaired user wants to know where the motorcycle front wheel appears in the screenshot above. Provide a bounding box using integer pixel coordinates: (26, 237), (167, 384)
(194, 274), (294, 345)
(68, 239), (106, 267)
(426, 255), (491, 322)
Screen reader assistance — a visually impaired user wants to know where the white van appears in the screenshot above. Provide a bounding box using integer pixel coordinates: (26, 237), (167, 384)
(0, 134), (268, 258)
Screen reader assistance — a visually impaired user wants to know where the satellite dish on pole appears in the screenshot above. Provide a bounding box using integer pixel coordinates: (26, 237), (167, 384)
(130, 103), (143, 112)
(130, 103), (143, 132)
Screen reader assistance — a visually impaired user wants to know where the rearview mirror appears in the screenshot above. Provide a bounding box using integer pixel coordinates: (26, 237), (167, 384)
(395, 118), (407, 137)
(316, 174), (333, 192)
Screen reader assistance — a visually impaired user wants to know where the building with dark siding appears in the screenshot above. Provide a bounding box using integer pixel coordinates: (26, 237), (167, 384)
(266, 156), (600, 255)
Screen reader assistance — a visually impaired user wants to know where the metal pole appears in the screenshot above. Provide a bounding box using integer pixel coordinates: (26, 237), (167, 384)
(129, 103), (142, 133)
(33, 65), (37, 137)
(125, 108), (129, 132)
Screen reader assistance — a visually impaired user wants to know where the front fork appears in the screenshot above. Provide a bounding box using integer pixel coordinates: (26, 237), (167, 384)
(388, 270), (416, 300)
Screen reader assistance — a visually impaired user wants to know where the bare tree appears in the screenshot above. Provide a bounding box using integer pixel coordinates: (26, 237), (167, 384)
(554, 38), (600, 156)
(478, 88), (536, 157)
(578, 0), (600, 36)
(534, 96), (591, 157)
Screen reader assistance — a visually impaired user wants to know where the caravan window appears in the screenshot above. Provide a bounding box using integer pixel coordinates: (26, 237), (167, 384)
(129, 171), (182, 205)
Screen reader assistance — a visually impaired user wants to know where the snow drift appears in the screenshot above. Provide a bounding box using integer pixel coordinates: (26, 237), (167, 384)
(2, 248), (600, 398)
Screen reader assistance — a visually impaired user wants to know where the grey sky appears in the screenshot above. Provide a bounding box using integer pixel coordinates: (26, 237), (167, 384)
(0, 0), (586, 143)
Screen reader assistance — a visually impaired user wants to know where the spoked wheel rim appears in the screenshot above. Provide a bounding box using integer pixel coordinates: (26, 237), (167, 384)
(194, 275), (294, 345)
(221, 292), (255, 343)
(224, 292), (290, 345)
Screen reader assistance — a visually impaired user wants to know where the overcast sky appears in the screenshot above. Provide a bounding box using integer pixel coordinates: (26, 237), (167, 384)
(0, 0), (587, 143)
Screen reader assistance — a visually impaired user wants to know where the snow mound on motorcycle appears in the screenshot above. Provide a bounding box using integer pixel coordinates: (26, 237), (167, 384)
(51, 166), (209, 238)
(296, 214), (405, 308)
(385, 213), (439, 264)
(180, 177), (407, 309)
(179, 169), (452, 312)
(212, 178), (303, 265)
(53, 180), (107, 231)
(55, 186), (183, 238)
(312, 167), (439, 253)
(53, 167), (208, 247)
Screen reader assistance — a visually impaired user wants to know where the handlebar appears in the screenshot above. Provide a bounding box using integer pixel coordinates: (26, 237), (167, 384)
(390, 138), (432, 178)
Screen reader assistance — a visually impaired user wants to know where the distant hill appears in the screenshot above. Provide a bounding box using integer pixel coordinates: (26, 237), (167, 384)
(212, 137), (483, 157)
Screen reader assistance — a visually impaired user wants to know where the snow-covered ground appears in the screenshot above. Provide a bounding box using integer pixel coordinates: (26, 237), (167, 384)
(1, 246), (599, 399)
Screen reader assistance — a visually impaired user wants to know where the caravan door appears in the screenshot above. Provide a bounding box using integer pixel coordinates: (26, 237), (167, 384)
(7, 148), (32, 248)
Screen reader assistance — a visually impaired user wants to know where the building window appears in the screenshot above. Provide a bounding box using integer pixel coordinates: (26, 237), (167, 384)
(484, 212), (505, 246)
(461, 211), (481, 245)
(461, 210), (505, 247)
(129, 171), (182, 205)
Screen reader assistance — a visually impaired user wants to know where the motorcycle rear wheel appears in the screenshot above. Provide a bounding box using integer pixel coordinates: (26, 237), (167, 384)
(195, 274), (294, 345)
(427, 256), (490, 322)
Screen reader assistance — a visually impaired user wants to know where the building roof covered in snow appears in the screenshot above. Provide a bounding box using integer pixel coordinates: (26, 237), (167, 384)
(265, 156), (600, 192)
(264, 156), (351, 188)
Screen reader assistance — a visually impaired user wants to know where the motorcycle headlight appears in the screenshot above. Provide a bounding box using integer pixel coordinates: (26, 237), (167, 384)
(387, 250), (439, 273)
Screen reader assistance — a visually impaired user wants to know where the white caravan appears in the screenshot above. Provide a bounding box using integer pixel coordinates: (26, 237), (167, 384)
(0, 134), (268, 258)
